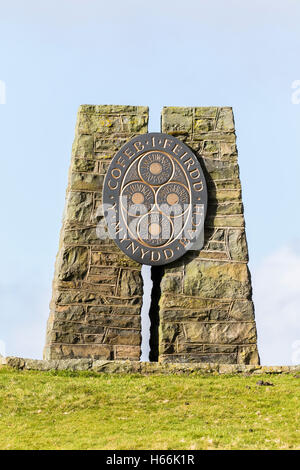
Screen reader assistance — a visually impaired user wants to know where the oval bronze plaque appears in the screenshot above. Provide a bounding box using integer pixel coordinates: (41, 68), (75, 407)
(102, 133), (207, 265)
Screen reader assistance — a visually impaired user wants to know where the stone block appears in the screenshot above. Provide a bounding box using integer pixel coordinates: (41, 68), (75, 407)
(104, 328), (141, 346)
(115, 346), (141, 360)
(54, 305), (86, 322)
(47, 344), (113, 360)
(159, 353), (237, 364)
(119, 269), (143, 297)
(59, 246), (89, 281)
(183, 260), (252, 299)
(181, 322), (257, 344)
(72, 158), (96, 173)
(70, 172), (104, 192)
(228, 229), (249, 261)
(215, 107), (235, 132)
(66, 191), (93, 224)
(194, 107), (218, 119)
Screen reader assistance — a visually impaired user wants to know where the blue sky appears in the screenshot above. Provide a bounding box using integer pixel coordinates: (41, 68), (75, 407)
(0, 0), (299, 364)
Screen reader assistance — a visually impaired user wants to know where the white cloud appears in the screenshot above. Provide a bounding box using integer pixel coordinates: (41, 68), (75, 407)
(252, 244), (300, 365)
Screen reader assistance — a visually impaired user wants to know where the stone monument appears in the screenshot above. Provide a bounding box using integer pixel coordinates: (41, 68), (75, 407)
(44, 105), (259, 365)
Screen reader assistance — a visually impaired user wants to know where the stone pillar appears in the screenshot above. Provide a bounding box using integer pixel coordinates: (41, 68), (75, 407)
(44, 105), (148, 361)
(159, 106), (259, 364)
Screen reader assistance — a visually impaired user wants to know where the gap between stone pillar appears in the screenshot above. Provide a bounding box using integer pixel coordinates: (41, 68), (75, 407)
(140, 265), (151, 361)
(149, 266), (164, 362)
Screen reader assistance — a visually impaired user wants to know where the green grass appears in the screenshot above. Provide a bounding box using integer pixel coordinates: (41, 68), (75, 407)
(0, 366), (299, 450)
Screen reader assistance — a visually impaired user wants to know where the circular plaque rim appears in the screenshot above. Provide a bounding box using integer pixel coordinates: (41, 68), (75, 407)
(102, 132), (207, 266)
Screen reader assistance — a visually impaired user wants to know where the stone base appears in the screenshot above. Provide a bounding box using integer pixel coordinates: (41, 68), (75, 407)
(3, 357), (299, 375)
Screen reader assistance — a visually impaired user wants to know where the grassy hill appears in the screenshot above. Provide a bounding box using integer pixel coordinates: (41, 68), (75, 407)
(0, 366), (299, 450)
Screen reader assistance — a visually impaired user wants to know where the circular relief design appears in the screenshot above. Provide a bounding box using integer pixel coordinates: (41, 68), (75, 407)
(121, 181), (155, 216)
(139, 151), (173, 185)
(156, 182), (190, 217)
(137, 212), (174, 248)
(103, 133), (208, 266)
